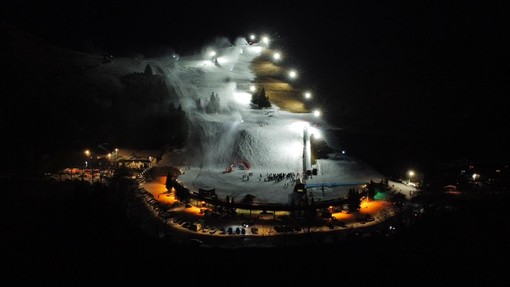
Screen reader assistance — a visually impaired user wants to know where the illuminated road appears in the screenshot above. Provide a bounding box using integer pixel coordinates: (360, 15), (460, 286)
(141, 178), (399, 248)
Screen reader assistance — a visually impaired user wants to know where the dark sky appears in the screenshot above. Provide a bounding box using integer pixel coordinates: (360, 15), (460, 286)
(3, 0), (509, 168)
(4, 1), (506, 97)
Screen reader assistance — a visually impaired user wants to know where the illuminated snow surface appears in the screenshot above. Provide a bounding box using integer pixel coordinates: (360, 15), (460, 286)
(152, 37), (415, 203)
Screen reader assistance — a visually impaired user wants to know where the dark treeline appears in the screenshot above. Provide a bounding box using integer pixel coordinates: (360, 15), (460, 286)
(1, 25), (188, 175)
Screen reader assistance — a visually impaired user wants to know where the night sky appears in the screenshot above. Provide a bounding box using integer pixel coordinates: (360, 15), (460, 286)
(2, 1), (509, 171)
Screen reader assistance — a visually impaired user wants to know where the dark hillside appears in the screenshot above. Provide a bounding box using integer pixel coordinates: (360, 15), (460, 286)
(1, 24), (186, 175)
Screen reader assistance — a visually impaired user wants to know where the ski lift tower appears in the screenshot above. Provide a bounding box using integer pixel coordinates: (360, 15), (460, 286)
(303, 124), (312, 175)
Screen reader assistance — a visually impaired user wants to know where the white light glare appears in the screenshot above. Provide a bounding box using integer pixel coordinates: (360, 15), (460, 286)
(262, 36), (270, 45)
(313, 110), (321, 117)
(289, 70), (297, 79)
(234, 92), (253, 105)
(216, 57), (227, 64)
(304, 92), (311, 99)
(312, 131), (321, 139)
(288, 121), (309, 133)
(309, 126), (321, 139)
(209, 51), (216, 57)
(250, 34), (256, 40)
(273, 52), (281, 60)
(249, 85), (256, 92)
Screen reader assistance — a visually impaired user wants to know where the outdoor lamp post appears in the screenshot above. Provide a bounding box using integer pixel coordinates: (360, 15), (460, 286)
(408, 170), (415, 185)
(83, 150), (90, 182)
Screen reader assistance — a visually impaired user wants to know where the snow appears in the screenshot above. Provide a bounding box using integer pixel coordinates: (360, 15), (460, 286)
(150, 36), (415, 204)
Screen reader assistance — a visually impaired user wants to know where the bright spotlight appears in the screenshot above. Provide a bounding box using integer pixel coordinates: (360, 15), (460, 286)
(249, 85), (256, 92)
(262, 36), (270, 45)
(234, 92), (252, 105)
(288, 121), (309, 134)
(250, 34), (256, 40)
(313, 110), (321, 117)
(273, 52), (281, 60)
(304, 92), (311, 99)
(209, 51), (216, 57)
(289, 70), (297, 79)
(216, 57), (227, 64)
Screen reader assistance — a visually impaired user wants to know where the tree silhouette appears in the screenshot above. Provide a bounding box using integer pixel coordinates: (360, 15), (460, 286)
(347, 188), (362, 213)
(195, 98), (203, 111)
(241, 194), (256, 205)
(174, 185), (190, 204)
(251, 87), (271, 108)
(206, 92), (220, 113)
(165, 172), (175, 190)
(144, 64), (153, 75)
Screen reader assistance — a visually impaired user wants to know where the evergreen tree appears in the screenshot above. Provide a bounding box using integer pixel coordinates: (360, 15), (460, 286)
(206, 92), (220, 113)
(250, 91), (258, 107)
(174, 185), (190, 204)
(165, 173), (174, 189)
(144, 64), (153, 76)
(196, 98), (203, 111)
(347, 188), (361, 213)
(251, 87), (271, 108)
(367, 179), (376, 199)
(258, 87), (271, 108)
(241, 194), (256, 204)
(215, 93), (221, 111)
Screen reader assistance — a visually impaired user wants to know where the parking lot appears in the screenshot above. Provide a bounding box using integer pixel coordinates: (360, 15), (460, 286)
(137, 177), (394, 249)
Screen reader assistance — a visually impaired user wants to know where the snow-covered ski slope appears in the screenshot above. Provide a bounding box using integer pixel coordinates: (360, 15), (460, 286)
(159, 37), (385, 203)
